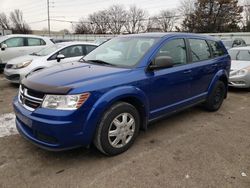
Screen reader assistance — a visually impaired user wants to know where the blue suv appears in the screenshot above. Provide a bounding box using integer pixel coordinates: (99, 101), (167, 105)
(13, 33), (231, 155)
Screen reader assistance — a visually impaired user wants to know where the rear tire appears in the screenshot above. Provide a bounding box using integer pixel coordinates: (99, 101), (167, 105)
(94, 102), (140, 156)
(204, 81), (226, 111)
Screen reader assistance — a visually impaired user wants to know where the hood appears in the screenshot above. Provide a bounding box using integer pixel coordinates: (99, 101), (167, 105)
(231, 60), (250, 71)
(7, 55), (40, 65)
(22, 62), (131, 94)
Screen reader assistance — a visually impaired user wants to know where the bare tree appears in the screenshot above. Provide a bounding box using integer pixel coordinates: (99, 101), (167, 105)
(146, 10), (177, 32)
(146, 16), (162, 32)
(179, 0), (196, 15)
(177, 0), (196, 31)
(0, 13), (11, 29)
(106, 5), (127, 34)
(124, 5), (147, 33)
(10, 9), (31, 34)
(157, 10), (177, 32)
(74, 19), (93, 34)
(89, 10), (110, 34)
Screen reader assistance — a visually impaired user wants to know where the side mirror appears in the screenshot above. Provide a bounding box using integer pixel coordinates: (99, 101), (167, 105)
(1, 43), (7, 51)
(148, 56), (174, 70)
(56, 54), (65, 62)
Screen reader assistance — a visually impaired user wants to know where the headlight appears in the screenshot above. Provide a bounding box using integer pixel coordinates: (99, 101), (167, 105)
(42, 93), (90, 110)
(230, 68), (249, 77)
(13, 60), (32, 69)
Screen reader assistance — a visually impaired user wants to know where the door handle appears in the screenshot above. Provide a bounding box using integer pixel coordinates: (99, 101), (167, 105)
(212, 64), (218, 67)
(183, 70), (192, 74)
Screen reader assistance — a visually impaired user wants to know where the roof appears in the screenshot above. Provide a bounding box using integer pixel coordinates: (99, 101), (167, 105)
(57, 41), (98, 46)
(0, 34), (52, 41)
(119, 32), (219, 41)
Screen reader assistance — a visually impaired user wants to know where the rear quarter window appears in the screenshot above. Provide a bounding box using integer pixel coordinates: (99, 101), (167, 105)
(27, 38), (46, 46)
(208, 40), (226, 57)
(189, 39), (211, 62)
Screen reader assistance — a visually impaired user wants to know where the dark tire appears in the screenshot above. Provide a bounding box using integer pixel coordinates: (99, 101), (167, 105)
(94, 102), (140, 156)
(204, 81), (226, 111)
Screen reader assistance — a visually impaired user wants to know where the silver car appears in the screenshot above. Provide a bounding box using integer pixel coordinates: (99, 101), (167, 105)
(4, 41), (97, 83)
(228, 47), (250, 89)
(0, 34), (54, 71)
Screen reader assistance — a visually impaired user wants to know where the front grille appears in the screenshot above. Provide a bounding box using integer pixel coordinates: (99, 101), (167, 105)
(18, 85), (44, 111)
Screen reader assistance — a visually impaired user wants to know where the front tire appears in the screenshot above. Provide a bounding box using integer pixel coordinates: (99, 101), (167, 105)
(94, 102), (140, 156)
(204, 81), (226, 111)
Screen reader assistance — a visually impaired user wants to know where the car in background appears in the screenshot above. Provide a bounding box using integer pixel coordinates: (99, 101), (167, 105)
(0, 34), (54, 71)
(13, 33), (230, 155)
(4, 42), (97, 83)
(93, 38), (111, 45)
(228, 46), (250, 90)
(221, 38), (246, 50)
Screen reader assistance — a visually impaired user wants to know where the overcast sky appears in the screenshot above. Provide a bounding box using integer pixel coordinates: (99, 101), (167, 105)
(0, 0), (181, 31)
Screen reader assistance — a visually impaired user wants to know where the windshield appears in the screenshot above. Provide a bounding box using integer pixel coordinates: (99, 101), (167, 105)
(229, 49), (250, 61)
(84, 37), (159, 67)
(32, 44), (64, 56)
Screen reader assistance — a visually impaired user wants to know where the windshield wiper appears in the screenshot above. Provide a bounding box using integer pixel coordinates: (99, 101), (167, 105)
(85, 59), (116, 66)
(79, 57), (86, 62)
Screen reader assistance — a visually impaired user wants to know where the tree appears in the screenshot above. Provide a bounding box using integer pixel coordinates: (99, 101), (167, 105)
(124, 5), (147, 33)
(74, 19), (93, 34)
(156, 10), (177, 32)
(0, 13), (11, 29)
(89, 10), (110, 34)
(10, 9), (31, 34)
(179, 0), (196, 15)
(181, 0), (243, 32)
(106, 5), (127, 34)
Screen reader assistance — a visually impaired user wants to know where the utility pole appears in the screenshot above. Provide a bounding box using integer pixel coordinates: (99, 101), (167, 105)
(47, 0), (51, 36)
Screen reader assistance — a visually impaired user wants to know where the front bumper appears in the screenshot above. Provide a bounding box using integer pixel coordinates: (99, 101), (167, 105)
(13, 96), (92, 151)
(4, 68), (25, 83)
(229, 73), (250, 88)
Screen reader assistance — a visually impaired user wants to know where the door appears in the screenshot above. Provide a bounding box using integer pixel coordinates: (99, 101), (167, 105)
(0, 37), (25, 63)
(187, 38), (218, 97)
(148, 38), (193, 119)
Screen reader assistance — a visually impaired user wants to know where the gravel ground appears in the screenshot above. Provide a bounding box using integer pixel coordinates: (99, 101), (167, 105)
(0, 74), (250, 188)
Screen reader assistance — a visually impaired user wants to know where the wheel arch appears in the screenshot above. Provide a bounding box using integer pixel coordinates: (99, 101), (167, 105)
(83, 86), (149, 145)
(208, 70), (229, 98)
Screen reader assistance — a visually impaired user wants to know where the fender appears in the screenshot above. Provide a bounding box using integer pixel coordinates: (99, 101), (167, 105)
(30, 66), (46, 73)
(207, 69), (229, 97)
(81, 86), (149, 145)
(25, 66), (46, 78)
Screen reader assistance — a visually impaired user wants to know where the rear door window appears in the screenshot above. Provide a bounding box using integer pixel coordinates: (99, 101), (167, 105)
(189, 39), (211, 62)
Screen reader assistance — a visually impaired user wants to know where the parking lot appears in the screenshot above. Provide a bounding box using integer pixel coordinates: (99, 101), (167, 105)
(0, 73), (249, 187)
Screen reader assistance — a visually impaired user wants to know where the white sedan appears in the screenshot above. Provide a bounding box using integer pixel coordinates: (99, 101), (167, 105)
(228, 46), (250, 90)
(0, 34), (54, 70)
(4, 41), (97, 83)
